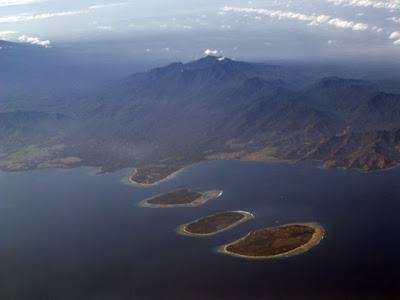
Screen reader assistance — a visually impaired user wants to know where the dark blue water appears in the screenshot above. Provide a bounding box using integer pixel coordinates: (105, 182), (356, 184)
(1, 160), (399, 299)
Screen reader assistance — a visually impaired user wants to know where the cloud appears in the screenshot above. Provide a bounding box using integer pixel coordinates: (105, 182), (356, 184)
(0, 11), (82, 24)
(327, 0), (400, 10)
(0, 0), (46, 7)
(221, 6), (370, 31)
(205, 49), (218, 55)
(388, 16), (400, 23)
(18, 35), (50, 47)
(389, 31), (400, 45)
(389, 31), (400, 39)
(89, 3), (127, 9)
(0, 30), (17, 40)
(371, 26), (383, 32)
(97, 26), (113, 30)
(327, 18), (369, 30)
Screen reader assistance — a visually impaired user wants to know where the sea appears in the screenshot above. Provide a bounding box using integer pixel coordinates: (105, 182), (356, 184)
(1, 160), (399, 299)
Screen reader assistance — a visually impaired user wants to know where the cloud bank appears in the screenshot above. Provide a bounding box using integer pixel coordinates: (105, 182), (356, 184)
(327, 0), (400, 10)
(0, 11), (82, 24)
(0, 30), (17, 40)
(0, 0), (46, 7)
(18, 34), (51, 47)
(221, 6), (370, 31)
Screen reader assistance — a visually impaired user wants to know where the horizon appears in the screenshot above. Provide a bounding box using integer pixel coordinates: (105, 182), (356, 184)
(1, 0), (400, 63)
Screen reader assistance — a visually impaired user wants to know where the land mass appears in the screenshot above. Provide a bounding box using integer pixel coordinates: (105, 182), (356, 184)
(2, 55), (400, 179)
(178, 211), (254, 236)
(220, 223), (324, 259)
(139, 188), (223, 207)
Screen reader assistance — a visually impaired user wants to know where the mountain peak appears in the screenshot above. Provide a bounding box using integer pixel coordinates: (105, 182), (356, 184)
(184, 55), (235, 70)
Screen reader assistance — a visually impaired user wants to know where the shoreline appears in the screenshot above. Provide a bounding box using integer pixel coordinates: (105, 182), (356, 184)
(218, 222), (325, 259)
(128, 166), (189, 186)
(2, 157), (399, 180)
(176, 211), (254, 237)
(138, 189), (223, 208)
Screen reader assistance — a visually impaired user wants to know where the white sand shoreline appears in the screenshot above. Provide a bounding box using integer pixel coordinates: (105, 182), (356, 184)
(139, 189), (223, 208)
(218, 222), (325, 259)
(176, 211), (254, 237)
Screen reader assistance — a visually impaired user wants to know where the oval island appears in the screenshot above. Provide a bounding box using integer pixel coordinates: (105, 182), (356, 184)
(178, 211), (254, 236)
(219, 223), (324, 259)
(139, 188), (223, 207)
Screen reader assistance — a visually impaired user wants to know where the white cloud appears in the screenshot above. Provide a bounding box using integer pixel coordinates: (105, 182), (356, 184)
(221, 6), (369, 31)
(388, 16), (400, 23)
(97, 26), (112, 30)
(327, 0), (400, 10)
(89, 3), (127, 9)
(18, 35), (50, 47)
(371, 26), (383, 32)
(162, 47), (170, 51)
(0, 30), (17, 40)
(205, 49), (218, 55)
(0, 11), (82, 24)
(326, 19), (369, 31)
(389, 31), (400, 39)
(394, 39), (400, 44)
(0, 0), (46, 7)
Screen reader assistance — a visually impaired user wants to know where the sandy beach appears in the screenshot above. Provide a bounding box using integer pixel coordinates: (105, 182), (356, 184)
(177, 211), (254, 237)
(218, 222), (325, 259)
(139, 189), (223, 208)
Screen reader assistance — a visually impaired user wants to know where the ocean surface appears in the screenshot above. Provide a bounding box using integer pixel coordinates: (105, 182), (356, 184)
(1, 160), (399, 299)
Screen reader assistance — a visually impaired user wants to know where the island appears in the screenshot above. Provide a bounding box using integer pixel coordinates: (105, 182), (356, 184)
(129, 164), (192, 185)
(139, 188), (223, 207)
(219, 222), (324, 259)
(177, 211), (254, 236)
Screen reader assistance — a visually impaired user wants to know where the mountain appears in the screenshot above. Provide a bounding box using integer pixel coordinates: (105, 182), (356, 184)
(285, 129), (400, 171)
(1, 56), (400, 181)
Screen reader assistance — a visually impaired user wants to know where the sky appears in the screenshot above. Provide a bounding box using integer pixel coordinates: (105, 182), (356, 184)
(1, 0), (400, 62)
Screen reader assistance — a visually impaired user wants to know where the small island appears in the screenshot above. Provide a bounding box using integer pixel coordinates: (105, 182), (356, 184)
(130, 164), (190, 185)
(178, 211), (254, 236)
(139, 188), (223, 207)
(219, 223), (324, 259)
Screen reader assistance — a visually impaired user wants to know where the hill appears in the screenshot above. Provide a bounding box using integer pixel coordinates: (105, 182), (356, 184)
(1, 56), (400, 181)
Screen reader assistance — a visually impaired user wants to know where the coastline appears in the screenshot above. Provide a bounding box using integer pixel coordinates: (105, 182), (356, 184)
(218, 222), (325, 259)
(128, 166), (189, 186)
(176, 211), (254, 237)
(138, 189), (223, 208)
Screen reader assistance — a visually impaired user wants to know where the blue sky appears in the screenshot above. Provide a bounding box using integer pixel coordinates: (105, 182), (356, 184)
(1, 0), (400, 61)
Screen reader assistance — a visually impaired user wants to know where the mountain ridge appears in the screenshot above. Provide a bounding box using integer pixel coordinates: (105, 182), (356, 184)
(1, 56), (400, 182)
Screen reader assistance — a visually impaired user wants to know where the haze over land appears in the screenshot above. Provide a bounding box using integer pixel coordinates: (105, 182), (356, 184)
(1, 0), (400, 179)
(2, 2), (400, 298)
